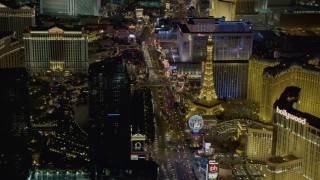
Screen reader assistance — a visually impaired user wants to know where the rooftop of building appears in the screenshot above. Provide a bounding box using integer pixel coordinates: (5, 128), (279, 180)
(27, 24), (84, 32)
(253, 30), (280, 42)
(268, 154), (299, 163)
(89, 56), (123, 74)
(248, 123), (273, 131)
(88, 56), (131, 88)
(280, 28), (320, 36)
(263, 57), (320, 77)
(185, 16), (252, 26)
(179, 22), (253, 34)
(274, 86), (320, 130)
(0, 1), (34, 9)
(155, 17), (180, 28)
(0, 31), (14, 39)
(250, 55), (280, 63)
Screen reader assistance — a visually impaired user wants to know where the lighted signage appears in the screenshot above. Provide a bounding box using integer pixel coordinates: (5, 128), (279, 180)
(134, 142), (142, 151)
(276, 106), (306, 124)
(188, 115), (204, 133)
(209, 163), (218, 173)
(132, 140), (144, 152)
(208, 160), (219, 180)
(202, 61), (205, 73)
(131, 155), (138, 160)
(190, 134), (203, 149)
(128, 25), (136, 29)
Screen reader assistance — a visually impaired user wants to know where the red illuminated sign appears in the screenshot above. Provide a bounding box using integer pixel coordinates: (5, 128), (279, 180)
(192, 134), (201, 141)
(209, 163), (218, 173)
(202, 61), (205, 73)
(128, 25), (136, 29)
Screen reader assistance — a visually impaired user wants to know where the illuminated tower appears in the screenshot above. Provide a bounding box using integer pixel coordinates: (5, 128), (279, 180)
(186, 35), (224, 120)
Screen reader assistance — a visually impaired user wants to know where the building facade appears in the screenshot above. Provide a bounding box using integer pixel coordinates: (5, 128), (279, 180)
(23, 25), (89, 75)
(247, 56), (279, 105)
(0, 31), (24, 68)
(177, 17), (253, 99)
(88, 57), (131, 173)
(266, 87), (320, 180)
(40, 0), (101, 16)
(209, 0), (236, 21)
(0, 68), (31, 179)
(177, 17), (253, 63)
(235, 0), (261, 15)
(266, 155), (304, 180)
(214, 62), (248, 98)
(260, 59), (320, 123)
(246, 124), (273, 162)
(0, 3), (36, 38)
(208, 0), (268, 21)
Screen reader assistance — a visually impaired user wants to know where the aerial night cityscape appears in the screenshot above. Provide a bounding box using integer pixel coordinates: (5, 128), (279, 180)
(0, 0), (320, 179)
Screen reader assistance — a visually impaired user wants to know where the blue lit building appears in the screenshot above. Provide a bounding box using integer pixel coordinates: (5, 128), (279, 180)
(177, 17), (253, 63)
(177, 17), (253, 99)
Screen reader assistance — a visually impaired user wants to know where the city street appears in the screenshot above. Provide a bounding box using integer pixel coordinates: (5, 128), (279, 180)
(142, 34), (196, 179)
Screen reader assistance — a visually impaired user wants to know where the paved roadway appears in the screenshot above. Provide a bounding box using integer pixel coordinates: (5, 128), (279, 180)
(141, 36), (196, 179)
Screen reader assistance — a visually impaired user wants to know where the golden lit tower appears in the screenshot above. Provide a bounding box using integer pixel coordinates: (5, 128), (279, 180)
(186, 35), (224, 120)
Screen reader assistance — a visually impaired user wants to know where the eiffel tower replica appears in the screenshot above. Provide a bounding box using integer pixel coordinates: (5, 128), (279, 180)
(186, 35), (224, 120)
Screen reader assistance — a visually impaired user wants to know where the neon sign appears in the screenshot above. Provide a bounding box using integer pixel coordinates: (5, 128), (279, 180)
(209, 163), (218, 173)
(188, 115), (204, 133)
(276, 107), (306, 125)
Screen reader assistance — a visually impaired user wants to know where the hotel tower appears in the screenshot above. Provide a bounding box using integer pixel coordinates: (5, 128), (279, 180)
(0, 3), (36, 38)
(266, 86), (320, 180)
(247, 56), (280, 105)
(23, 25), (89, 75)
(260, 59), (320, 123)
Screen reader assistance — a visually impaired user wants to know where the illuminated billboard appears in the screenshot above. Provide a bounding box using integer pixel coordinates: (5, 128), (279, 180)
(188, 115), (204, 133)
(190, 134), (203, 150)
(276, 106), (306, 124)
(132, 141), (144, 152)
(208, 160), (219, 180)
(131, 134), (146, 152)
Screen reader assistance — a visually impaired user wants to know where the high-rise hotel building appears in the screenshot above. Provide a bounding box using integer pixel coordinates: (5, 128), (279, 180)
(260, 59), (320, 123)
(177, 17), (253, 98)
(0, 31), (24, 68)
(23, 25), (89, 75)
(247, 56), (279, 105)
(0, 3), (36, 39)
(246, 124), (273, 162)
(208, 0), (268, 21)
(177, 17), (253, 63)
(40, 0), (101, 16)
(265, 86), (320, 180)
